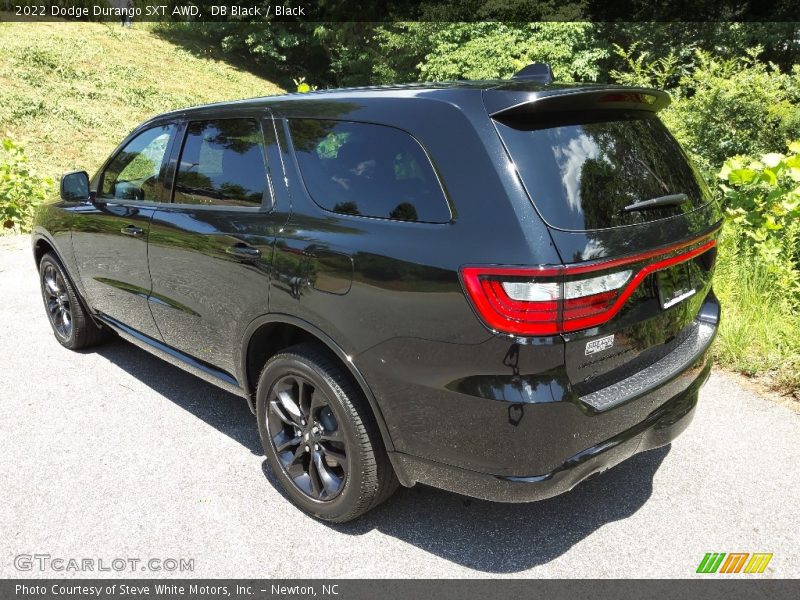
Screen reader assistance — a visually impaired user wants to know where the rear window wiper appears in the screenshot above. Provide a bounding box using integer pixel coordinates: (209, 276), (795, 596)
(622, 193), (688, 212)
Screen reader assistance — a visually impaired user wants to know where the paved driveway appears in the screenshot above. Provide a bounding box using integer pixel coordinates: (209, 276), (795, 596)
(1, 235), (798, 578)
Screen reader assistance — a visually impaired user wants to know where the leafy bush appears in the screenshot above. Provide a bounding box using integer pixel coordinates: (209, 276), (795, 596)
(292, 77), (317, 93)
(712, 143), (800, 396)
(718, 142), (800, 308)
(612, 46), (800, 174)
(374, 22), (608, 83)
(0, 139), (53, 233)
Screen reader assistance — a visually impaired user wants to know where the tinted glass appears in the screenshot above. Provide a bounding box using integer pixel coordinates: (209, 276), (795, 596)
(494, 113), (711, 231)
(100, 124), (174, 201)
(174, 119), (266, 206)
(289, 119), (450, 223)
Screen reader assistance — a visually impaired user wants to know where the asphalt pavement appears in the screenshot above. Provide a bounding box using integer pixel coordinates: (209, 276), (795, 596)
(1, 234), (798, 578)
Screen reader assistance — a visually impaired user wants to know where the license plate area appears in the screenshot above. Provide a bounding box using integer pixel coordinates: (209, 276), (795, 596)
(657, 261), (701, 309)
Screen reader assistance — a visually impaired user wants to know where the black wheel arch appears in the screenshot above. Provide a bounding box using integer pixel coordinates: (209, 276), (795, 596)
(239, 313), (395, 453)
(32, 231), (62, 267)
(32, 233), (81, 295)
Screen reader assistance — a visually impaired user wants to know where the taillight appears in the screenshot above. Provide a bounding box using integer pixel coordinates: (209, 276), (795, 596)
(460, 236), (717, 336)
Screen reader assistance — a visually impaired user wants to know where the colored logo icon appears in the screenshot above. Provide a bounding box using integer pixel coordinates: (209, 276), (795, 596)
(697, 553), (773, 574)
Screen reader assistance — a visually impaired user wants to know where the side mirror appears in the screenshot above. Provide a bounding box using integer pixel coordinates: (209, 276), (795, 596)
(60, 170), (90, 201)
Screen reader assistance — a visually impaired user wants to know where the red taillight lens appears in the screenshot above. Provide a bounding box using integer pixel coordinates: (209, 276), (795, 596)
(460, 236), (717, 336)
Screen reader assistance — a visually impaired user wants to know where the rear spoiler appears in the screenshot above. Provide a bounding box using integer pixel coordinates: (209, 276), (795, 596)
(484, 86), (671, 119)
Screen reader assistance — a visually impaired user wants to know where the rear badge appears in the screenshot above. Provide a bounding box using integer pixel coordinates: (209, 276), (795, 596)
(585, 334), (614, 356)
(661, 287), (697, 309)
(657, 263), (700, 310)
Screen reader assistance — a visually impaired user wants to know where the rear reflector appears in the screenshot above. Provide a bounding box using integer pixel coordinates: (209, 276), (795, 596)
(460, 235), (717, 336)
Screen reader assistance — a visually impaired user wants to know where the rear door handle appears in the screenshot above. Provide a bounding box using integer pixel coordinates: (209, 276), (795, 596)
(226, 243), (261, 260)
(120, 225), (144, 238)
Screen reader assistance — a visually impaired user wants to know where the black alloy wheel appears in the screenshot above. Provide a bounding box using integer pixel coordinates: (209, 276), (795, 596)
(267, 373), (348, 500)
(256, 344), (398, 522)
(42, 262), (72, 340)
(38, 253), (108, 350)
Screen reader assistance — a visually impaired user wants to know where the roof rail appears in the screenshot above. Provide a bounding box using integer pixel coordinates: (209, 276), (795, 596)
(511, 63), (554, 84)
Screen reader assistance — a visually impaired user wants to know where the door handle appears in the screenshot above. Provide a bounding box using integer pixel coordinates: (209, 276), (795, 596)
(120, 225), (144, 238)
(226, 243), (261, 260)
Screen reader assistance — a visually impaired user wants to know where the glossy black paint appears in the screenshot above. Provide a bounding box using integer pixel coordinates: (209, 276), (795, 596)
(71, 202), (162, 339)
(31, 80), (723, 502)
(394, 355), (711, 502)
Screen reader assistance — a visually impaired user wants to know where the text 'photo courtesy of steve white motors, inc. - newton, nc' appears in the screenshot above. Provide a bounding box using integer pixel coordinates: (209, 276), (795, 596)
(14, 583), (339, 598)
(13, 2), (306, 19)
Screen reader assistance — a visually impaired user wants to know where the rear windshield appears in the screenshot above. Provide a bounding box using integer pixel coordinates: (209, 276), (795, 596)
(493, 112), (711, 231)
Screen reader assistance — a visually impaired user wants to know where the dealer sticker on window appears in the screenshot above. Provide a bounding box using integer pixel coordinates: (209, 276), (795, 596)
(585, 334), (614, 356)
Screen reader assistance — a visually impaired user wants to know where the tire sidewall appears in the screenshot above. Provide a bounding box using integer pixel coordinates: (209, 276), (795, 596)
(256, 352), (367, 520)
(39, 255), (77, 348)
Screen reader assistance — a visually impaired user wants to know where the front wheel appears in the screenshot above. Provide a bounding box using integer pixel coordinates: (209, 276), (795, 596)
(38, 253), (108, 350)
(256, 344), (398, 522)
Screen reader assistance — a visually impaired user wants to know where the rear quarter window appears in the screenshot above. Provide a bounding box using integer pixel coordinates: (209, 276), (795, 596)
(288, 119), (451, 223)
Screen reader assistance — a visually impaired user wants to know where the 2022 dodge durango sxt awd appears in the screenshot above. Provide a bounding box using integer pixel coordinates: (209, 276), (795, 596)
(32, 66), (722, 522)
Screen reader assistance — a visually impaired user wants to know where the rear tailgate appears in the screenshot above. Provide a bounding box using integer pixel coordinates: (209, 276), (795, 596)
(485, 86), (723, 408)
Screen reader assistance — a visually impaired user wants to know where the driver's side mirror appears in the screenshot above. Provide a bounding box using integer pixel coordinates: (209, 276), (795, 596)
(60, 170), (90, 202)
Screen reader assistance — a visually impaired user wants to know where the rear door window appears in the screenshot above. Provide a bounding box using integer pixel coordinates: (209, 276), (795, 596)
(173, 119), (267, 207)
(288, 119), (451, 223)
(493, 112), (711, 231)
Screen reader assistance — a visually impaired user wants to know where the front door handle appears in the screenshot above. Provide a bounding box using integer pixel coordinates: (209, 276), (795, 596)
(120, 225), (144, 238)
(226, 243), (261, 260)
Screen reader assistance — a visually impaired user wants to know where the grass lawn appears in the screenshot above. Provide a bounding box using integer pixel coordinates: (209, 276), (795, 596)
(0, 16), (283, 180)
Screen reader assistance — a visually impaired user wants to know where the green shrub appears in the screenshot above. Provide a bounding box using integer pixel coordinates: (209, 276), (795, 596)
(375, 22), (608, 83)
(0, 139), (53, 233)
(612, 46), (800, 174)
(712, 143), (800, 396)
(718, 142), (800, 309)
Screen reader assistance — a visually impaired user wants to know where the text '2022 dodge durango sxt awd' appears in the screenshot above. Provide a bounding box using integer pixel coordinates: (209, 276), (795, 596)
(32, 64), (721, 522)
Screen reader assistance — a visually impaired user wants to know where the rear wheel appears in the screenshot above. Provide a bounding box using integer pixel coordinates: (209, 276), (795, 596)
(256, 343), (398, 522)
(38, 253), (108, 350)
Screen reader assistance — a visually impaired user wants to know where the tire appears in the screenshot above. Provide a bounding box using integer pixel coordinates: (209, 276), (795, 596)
(38, 253), (108, 350)
(256, 343), (398, 522)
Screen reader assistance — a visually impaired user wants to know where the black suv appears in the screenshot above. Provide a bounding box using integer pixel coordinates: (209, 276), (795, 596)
(32, 67), (722, 522)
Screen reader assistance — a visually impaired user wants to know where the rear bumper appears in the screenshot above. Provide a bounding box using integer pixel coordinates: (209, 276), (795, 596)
(391, 357), (710, 502)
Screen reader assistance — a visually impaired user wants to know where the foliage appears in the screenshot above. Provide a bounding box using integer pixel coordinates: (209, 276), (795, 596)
(372, 22), (608, 83)
(292, 77), (317, 93)
(609, 43), (682, 89)
(611, 46), (800, 174)
(718, 143), (800, 307)
(154, 20), (377, 89)
(600, 22), (800, 80)
(713, 223), (800, 397)
(0, 139), (52, 233)
(157, 20), (800, 92)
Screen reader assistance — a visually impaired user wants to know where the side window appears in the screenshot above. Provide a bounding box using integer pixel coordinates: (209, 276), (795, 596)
(100, 124), (175, 201)
(288, 119), (451, 223)
(173, 119), (267, 207)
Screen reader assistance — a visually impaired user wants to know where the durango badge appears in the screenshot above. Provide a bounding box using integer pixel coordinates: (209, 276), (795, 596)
(585, 334), (615, 356)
